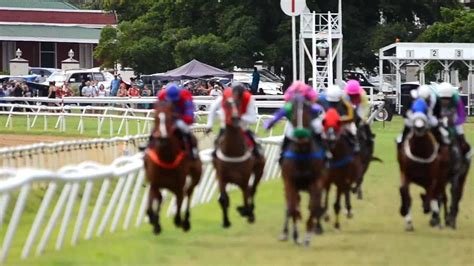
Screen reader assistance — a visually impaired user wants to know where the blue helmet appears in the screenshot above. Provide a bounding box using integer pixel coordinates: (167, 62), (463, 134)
(411, 98), (428, 114)
(166, 83), (181, 102)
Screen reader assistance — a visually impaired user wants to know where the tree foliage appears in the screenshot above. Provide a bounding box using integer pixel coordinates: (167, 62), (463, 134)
(95, 0), (462, 76)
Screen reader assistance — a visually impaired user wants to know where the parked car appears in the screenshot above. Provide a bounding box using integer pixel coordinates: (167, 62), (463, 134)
(344, 70), (395, 94)
(232, 71), (283, 95)
(29, 67), (61, 78)
(43, 69), (111, 94)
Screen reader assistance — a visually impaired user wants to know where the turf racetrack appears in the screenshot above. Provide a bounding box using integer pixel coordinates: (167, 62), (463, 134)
(5, 118), (474, 266)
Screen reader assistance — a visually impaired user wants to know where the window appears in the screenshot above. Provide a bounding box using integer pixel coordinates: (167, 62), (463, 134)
(68, 73), (83, 83)
(93, 73), (105, 82)
(40, 42), (56, 68)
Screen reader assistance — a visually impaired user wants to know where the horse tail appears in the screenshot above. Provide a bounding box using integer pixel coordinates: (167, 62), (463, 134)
(371, 156), (383, 163)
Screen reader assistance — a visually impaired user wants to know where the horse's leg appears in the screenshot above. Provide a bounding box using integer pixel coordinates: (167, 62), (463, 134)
(345, 189), (353, 219)
(323, 184), (331, 222)
(146, 184), (162, 235)
(218, 180), (231, 228)
(278, 209), (290, 241)
(314, 179), (326, 235)
(427, 168), (442, 228)
(304, 182), (321, 246)
(334, 186), (342, 230)
(292, 192), (301, 245)
(174, 192), (183, 228)
(182, 184), (194, 232)
(399, 175), (414, 231)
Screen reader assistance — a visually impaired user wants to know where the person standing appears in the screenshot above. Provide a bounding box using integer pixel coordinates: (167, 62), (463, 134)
(110, 74), (121, 96)
(251, 67), (260, 95)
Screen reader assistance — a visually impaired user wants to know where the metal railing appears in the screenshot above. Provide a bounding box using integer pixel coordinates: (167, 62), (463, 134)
(0, 136), (282, 264)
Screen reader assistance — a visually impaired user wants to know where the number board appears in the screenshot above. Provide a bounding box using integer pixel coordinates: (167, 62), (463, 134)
(430, 49), (439, 58)
(455, 49), (463, 59)
(406, 50), (414, 58)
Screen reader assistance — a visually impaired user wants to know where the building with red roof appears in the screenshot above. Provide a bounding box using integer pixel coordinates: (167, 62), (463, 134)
(0, 0), (117, 72)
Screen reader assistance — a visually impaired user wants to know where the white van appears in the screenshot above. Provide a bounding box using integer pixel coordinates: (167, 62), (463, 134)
(43, 69), (112, 91)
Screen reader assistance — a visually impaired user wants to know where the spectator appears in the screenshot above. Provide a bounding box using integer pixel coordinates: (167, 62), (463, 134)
(251, 67), (260, 94)
(258, 88), (266, 95)
(97, 84), (107, 97)
(141, 85), (152, 109)
(117, 83), (128, 97)
(0, 87), (5, 111)
(81, 81), (95, 97)
(13, 83), (23, 97)
(61, 82), (74, 97)
(210, 84), (223, 97)
(110, 74), (121, 96)
(79, 79), (87, 97)
(22, 83), (32, 97)
(128, 85), (140, 97)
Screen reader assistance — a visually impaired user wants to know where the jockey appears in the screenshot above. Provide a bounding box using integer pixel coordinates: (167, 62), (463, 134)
(321, 85), (360, 153)
(344, 80), (370, 125)
(156, 83), (198, 159)
(263, 81), (325, 161)
(397, 84), (449, 147)
(206, 82), (261, 157)
(437, 82), (471, 158)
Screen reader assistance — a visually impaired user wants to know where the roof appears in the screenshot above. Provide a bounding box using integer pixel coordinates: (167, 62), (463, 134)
(0, 24), (101, 43)
(0, 0), (78, 10)
(0, 9), (117, 25)
(153, 59), (233, 81)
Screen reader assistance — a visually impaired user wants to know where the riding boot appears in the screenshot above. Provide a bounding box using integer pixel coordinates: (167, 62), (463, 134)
(313, 133), (332, 160)
(396, 126), (410, 149)
(279, 136), (291, 165)
(246, 130), (261, 157)
(182, 133), (197, 160)
(433, 126), (450, 146)
(346, 133), (360, 154)
(457, 134), (472, 159)
(212, 128), (224, 157)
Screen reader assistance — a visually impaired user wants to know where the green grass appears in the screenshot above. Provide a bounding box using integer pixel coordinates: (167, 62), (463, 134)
(3, 117), (473, 266)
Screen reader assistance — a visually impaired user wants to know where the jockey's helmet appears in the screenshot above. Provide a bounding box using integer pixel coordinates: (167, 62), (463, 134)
(417, 85), (432, 100)
(166, 83), (181, 102)
(411, 98), (428, 114)
(230, 82), (247, 98)
(438, 82), (454, 98)
(344, 80), (361, 95)
(326, 85), (343, 102)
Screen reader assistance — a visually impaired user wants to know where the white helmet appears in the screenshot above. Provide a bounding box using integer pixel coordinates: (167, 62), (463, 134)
(438, 82), (454, 98)
(326, 85), (343, 102)
(417, 85), (432, 100)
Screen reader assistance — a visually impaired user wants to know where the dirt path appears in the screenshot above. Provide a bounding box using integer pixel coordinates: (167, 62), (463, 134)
(0, 135), (86, 148)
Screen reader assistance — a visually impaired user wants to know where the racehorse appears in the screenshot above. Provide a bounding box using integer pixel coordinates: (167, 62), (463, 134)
(322, 108), (361, 230)
(213, 94), (265, 228)
(144, 101), (202, 234)
(278, 95), (326, 246)
(352, 123), (382, 199)
(397, 112), (449, 231)
(439, 118), (471, 229)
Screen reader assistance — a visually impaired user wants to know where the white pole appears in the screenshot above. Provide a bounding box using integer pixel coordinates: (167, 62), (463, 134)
(327, 11), (333, 87)
(312, 11), (317, 90)
(292, 15), (297, 82)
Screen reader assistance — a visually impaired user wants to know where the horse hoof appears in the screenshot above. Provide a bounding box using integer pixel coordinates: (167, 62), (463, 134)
(247, 215), (255, 224)
(315, 226), (323, 235)
(303, 239), (311, 247)
(278, 233), (289, 242)
(237, 206), (247, 217)
(446, 218), (457, 229)
(324, 214), (330, 222)
(334, 222), (340, 230)
(174, 217), (182, 228)
(357, 191), (363, 200)
(223, 220), (231, 228)
(429, 218), (440, 227)
(182, 220), (191, 232)
(153, 225), (162, 235)
(405, 224), (414, 232)
(346, 212), (353, 219)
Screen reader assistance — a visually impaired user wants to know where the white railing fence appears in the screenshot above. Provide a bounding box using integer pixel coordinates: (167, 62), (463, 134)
(0, 137), (282, 265)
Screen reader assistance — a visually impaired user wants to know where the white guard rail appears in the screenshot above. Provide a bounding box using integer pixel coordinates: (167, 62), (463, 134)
(0, 136), (282, 264)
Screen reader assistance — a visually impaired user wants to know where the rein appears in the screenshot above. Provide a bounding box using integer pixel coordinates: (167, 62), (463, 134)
(282, 150), (325, 160)
(146, 148), (186, 169)
(403, 132), (440, 164)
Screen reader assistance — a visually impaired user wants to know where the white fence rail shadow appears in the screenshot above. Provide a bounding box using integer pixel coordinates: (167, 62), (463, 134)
(0, 136), (282, 264)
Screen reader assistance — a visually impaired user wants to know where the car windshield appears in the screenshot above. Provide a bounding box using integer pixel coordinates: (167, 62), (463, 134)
(46, 72), (66, 83)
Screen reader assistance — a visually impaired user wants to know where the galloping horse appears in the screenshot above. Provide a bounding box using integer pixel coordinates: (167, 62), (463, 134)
(213, 95), (265, 228)
(322, 108), (361, 230)
(278, 95), (326, 246)
(397, 111), (449, 231)
(144, 101), (202, 234)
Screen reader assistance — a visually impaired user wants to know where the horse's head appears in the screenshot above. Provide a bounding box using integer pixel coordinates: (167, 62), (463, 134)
(153, 101), (174, 144)
(411, 112), (429, 136)
(322, 108), (342, 148)
(288, 94), (313, 144)
(222, 89), (241, 128)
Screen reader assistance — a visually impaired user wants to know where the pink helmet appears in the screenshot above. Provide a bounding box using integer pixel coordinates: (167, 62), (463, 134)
(344, 80), (362, 95)
(284, 81), (317, 102)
